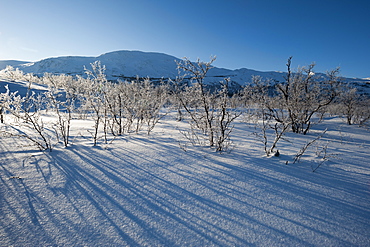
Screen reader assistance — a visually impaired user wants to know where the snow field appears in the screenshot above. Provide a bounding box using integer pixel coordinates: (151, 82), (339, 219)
(1, 112), (369, 246)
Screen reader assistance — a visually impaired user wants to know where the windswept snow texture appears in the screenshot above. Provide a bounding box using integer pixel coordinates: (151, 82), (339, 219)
(0, 82), (370, 246)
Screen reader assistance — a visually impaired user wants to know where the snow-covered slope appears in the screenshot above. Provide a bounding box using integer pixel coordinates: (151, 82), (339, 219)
(12, 51), (180, 80)
(97, 50), (179, 79)
(0, 60), (30, 70)
(1, 50), (369, 88)
(0, 51), (306, 84)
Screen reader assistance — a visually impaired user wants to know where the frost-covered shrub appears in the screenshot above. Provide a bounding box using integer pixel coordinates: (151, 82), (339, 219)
(1, 84), (55, 151)
(175, 57), (240, 152)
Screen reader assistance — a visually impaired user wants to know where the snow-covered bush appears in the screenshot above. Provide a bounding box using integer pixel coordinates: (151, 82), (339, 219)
(118, 77), (169, 134)
(40, 73), (81, 147)
(0, 65), (25, 81)
(79, 61), (107, 146)
(1, 84), (56, 151)
(336, 83), (370, 126)
(0, 92), (5, 124)
(242, 57), (341, 156)
(175, 57), (240, 152)
(259, 57), (340, 135)
(101, 77), (169, 136)
(76, 61), (170, 145)
(212, 79), (241, 152)
(242, 76), (290, 156)
(0, 65), (39, 83)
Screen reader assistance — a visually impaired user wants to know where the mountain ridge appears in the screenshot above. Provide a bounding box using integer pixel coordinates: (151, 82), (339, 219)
(1, 50), (369, 87)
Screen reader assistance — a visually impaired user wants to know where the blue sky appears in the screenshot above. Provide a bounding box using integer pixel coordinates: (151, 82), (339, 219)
(0, 0), (369, 78)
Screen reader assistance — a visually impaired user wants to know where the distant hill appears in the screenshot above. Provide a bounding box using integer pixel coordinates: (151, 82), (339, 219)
(7, 51), (180, 80)
(1, 50), (369, 93)
(0, 60), (30, 70)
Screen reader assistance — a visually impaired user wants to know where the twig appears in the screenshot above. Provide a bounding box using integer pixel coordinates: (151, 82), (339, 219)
(293, 128), (327, 164)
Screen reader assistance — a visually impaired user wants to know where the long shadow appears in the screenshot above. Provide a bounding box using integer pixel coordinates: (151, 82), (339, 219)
(165, 156), (367, 245)
(1, 126), (369, 246)
(56, 141), (316, 245)
(120, 134), (369, 245)
(0, 153), (59, 245)
(49, 150), (152, 246)
(143, 133), (370, 244)
(58, 145), (250, 246)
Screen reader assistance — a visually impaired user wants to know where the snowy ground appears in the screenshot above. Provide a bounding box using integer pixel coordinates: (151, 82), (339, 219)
(1, 109), (369, 246)
(0, 78), (369, 246)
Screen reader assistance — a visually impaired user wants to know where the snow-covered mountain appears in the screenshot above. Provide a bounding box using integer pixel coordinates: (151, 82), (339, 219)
(9, 51), (181, 80)
(0, 60), (30, 70)
(1, 50), (369, 88)
(4, 50), (291, 84)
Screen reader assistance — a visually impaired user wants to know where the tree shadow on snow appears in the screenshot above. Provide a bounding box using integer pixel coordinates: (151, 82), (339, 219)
(1, 133), (369, 246)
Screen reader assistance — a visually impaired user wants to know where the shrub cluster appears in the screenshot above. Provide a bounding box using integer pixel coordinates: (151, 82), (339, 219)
(0, 58), (369, 155)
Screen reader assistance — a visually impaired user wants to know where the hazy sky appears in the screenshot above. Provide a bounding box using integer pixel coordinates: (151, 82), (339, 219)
(0, 0), (369, 78)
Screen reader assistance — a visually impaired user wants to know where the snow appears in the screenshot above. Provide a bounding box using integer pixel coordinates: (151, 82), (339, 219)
(0, 79), (48, 95)
(6, 51), (180, 80)
(1, 50), (369, 91)
(0, 60), (30, 70)
(1, 80), (369, 246)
